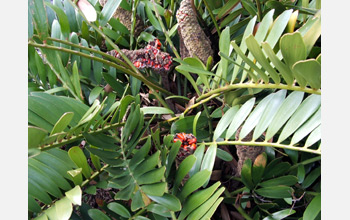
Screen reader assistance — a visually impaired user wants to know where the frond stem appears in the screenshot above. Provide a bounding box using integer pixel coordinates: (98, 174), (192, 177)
(39, 122), (125, 152)
(204, 141), (321, 155)
(197, 83), (321, 101)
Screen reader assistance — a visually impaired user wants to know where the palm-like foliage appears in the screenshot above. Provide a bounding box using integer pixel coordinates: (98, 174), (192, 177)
(28, 0), (321, 219)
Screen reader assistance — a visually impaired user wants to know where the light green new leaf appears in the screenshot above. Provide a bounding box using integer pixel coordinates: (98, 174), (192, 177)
(34, 214), (48, 220)
(68, 146), (92, 179)
(107, 202), (131, 218)
(54, 197), (73, 220)
(255, 9), (274, 43)
(293, 59), (321, 90)
(291, 108), (321, 145)
(226, 98), (256, 140)
(305, 125), (321, 147)
(239, 93), (274, 139)
(50, 112), (74, 135)
(65, 185), (82, 206)
(303, 194), (321, 220)
(265, 9), (293, 48)
(278, 94), (321, 143)
(253, 90), (286, 140)
(67, 168), (83, 186)
(265, 91), (304, 140)
(214, 106), (239, 140)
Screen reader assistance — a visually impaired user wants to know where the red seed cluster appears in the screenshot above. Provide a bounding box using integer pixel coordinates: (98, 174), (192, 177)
(173, 132), (197, 152)
(108, 39), (173, 72)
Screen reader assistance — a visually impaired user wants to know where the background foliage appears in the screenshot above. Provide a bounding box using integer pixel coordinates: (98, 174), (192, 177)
(28, 0), (321, 219)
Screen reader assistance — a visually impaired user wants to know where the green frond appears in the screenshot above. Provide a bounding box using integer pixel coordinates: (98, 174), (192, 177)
(210, 90), (321, 154)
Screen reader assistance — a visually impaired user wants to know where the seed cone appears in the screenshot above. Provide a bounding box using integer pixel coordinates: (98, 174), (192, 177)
(174, 133), (197, 185)
(176, 0), (213, 63)
(108, 39), (173, 74)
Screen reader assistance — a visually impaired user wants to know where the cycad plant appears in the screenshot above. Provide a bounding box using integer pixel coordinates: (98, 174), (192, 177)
(28, 0), (321, 219)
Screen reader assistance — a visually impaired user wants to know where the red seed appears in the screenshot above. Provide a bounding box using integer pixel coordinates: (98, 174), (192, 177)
(134, 61), (141, 68)
(176, 133), (186, 141)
